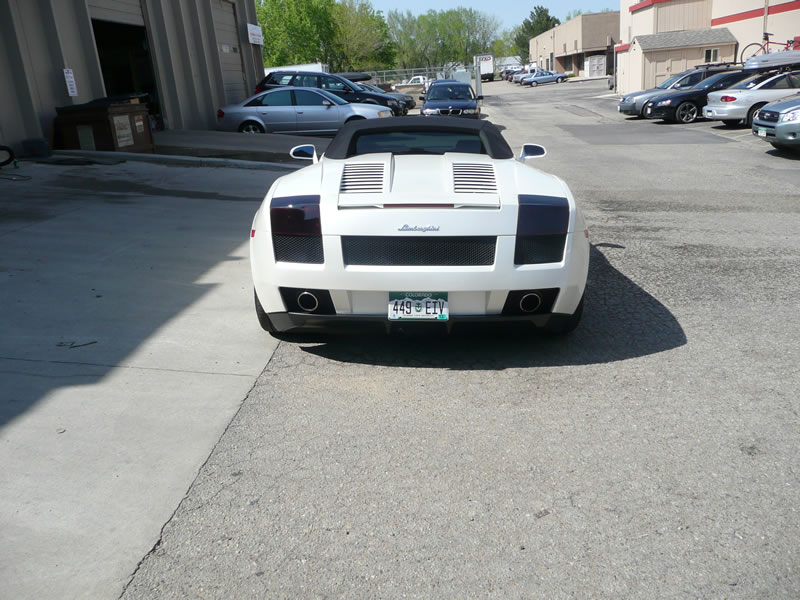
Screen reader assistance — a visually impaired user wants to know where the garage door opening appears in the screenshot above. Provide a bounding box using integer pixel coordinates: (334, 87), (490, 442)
(91, 19), (162, 127)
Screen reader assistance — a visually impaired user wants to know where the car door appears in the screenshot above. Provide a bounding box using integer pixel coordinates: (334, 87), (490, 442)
(255, 89), (296, 132)
(293, 89), (342, 135)
(320, 74), (358, 102)
(755, 73), (797, 104)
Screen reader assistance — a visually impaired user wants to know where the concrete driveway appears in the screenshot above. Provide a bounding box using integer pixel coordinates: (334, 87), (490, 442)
(0, 157), (285, 598)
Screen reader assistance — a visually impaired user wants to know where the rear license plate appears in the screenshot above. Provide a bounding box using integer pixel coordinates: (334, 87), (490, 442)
(388, 292), (448, 321)
(757, 127), (767, 137)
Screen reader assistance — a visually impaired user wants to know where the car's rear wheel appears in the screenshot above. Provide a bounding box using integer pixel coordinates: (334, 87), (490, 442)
(239, 121), (265, 134)
(558, 77), (566, 83)
(722, 119), (740, 127)
(675, 102), (698, 123)
(543, 296), (584, 335)
(746, 104), (765, 127)
(254, 289), (276, 333)
(530, 81), (538, 87)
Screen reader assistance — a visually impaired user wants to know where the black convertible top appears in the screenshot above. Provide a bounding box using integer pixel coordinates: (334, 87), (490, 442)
(324, 117), (515, 160)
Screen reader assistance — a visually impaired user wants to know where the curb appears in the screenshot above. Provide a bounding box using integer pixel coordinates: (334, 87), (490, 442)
(52, 150), (302, 171)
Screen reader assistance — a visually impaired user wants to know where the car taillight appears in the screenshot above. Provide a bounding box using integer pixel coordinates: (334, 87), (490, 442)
(217, 109), (224, 119)
(515, 194), (570, 265)
(270, 195), (324, 263)
(720, 96), (736, 102)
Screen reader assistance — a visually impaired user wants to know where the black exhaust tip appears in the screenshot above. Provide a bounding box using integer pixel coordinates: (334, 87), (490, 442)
(297, 291), (319, 312)
(519, 292), (542, 313)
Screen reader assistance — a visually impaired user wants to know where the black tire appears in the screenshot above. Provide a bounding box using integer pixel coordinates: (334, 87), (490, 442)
(746, 104), (764, 127)
(722, 119), (740, 127)
(239, 121), (265, 134)
(254, 289), (277, 333)
(530, 81), (538, 87)
(0, 145), (13, 167)
(558, 77), (566, 83)
(544, 296), (584, 335)
(740, 42), (764, 63)
(674, 102), (699, 123)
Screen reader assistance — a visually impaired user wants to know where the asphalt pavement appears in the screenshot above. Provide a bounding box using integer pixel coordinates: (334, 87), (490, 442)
(121, 81), (799, 598)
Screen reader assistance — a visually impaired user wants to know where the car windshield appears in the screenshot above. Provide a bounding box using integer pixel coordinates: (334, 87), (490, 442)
(359, 84), (380, 93)
(427, 85), (475, 101)
(695, 73), (735, 90)
(657, 73), (685, 89)
(315, 89), (348, 105)
(352, 130), (486, 156)
(731, 72), (775, 89)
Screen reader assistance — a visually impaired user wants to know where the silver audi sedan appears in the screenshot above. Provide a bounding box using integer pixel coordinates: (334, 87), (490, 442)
(216, 87), (392, 135)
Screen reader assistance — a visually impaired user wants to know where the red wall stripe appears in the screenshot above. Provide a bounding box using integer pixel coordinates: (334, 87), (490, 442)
(615, 43), (631, 52)
(710, 0), (800, 26)
(630, 0), (673, 13)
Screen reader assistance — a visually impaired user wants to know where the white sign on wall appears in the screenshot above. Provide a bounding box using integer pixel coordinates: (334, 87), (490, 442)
(247, 24), (263, 46)
(63, 69), (78, 97)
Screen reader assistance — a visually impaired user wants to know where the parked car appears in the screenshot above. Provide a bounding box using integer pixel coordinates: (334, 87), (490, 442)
(704, 70), (800, 126)
(752, 92), (800, 151)
(216, 87), (391, 135)
(522, 70), (567, 86)
(512, 68), (535, 83)
(249, 117), (589, 335)
(644, 70), (752, 123)
(618, 65), (743, 117)
(420, 81), (482, 118)
(254, 70), (402, 115)
(358, 83), (415, 114)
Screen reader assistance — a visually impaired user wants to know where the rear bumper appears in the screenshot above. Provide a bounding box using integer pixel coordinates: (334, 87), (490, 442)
(268, 311), (556, 333)
(704, 105), (746, 120)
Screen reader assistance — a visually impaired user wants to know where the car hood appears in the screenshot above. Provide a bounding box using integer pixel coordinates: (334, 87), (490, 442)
(761, 92), (800, 112)
(648, 89), (698, 103)
(264, 154), (577, 235)
(423, 99), (477, 109)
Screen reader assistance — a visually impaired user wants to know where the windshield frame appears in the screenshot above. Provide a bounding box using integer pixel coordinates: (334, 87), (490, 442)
(657, 72), (685, 89)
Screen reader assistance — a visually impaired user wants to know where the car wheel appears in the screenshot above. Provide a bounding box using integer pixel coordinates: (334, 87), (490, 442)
(254, 289), (277, 333)
(543, 296), (584, 335)
(675, 102), (698, 123)
(239, 121), (265, 134)
(530, 81), (538, 87)
(558, 77), (566, 83)
(722, 119), (740, 127)
(746, 104), (764, 128)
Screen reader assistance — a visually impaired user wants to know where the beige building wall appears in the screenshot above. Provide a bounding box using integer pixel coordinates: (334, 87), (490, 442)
(656, 0), (713, 33)
(530, 12), (619, 75)
(711, 0), (800, 56)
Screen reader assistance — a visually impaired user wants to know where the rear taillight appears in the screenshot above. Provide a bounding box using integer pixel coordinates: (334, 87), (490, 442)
(720, 96), (736, 102)
(217, 109), (224, 119)
(515, 194), (569, 265)
(270, 195), (324, 263)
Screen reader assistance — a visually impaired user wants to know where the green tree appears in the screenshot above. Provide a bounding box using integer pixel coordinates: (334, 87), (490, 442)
(491, 29), (517, 58)
(513, 6), (560, 63)
(256, 0), (337, 67)
(329, 0), (395, 71)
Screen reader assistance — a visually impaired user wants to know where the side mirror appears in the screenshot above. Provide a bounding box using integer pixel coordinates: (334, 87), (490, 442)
(419, 95), (425, 101)
(290, 144), (318, 163)
(519, 144), (547, 161)
(322, 100), (333, 107)
(476, 95), (484, 100)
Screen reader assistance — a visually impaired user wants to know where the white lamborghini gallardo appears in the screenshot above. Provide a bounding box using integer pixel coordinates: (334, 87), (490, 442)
(250, 117), (589, 334)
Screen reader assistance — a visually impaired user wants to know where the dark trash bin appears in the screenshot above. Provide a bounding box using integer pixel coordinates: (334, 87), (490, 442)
(53, 94), (154, 153)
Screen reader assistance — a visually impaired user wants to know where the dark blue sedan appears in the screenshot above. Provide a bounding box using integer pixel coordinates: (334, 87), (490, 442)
(420, 82), (483, 118)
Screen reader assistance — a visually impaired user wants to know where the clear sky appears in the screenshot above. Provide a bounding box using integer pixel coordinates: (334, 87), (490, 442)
(370, 1), (618, 33)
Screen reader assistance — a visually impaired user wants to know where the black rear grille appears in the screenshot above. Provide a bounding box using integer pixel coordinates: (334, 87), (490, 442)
(514, 234), (567, 265)
(273, 234), (324, 263)
(342, 236), (496, 266)
(758, 110), (779, 123)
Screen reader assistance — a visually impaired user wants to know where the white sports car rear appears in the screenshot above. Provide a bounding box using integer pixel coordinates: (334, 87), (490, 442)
(250, 117), (589, 334)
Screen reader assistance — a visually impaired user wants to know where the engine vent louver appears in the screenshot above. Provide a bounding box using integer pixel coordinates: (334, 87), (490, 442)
(452, 163), (497, 194)
(340, 163), (385, 194)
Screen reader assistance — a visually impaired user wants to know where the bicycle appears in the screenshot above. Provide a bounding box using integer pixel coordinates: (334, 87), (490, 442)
(740, 32), (799, 63)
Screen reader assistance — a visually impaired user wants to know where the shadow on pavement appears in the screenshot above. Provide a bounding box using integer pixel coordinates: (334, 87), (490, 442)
(295, 245), (687, 369)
